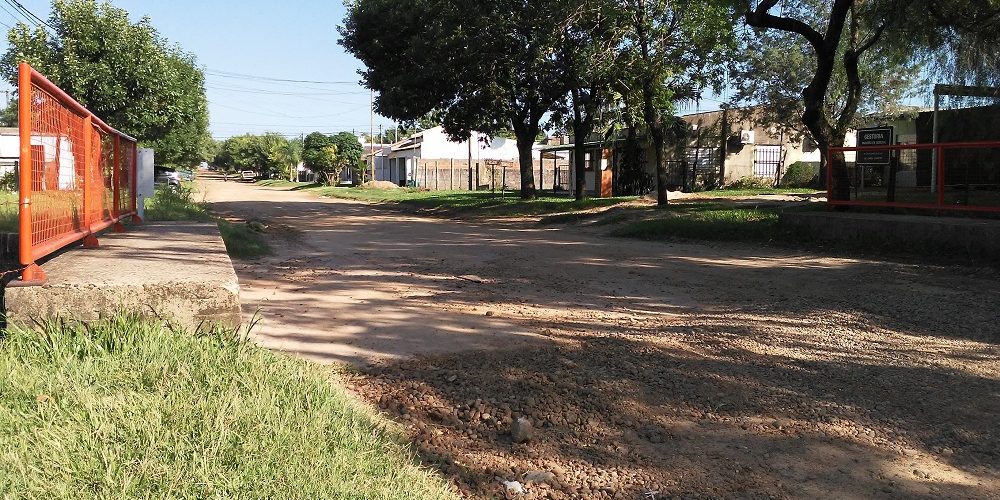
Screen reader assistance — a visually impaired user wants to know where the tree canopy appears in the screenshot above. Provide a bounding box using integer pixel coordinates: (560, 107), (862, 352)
(342, 0), (739, 204)
(742, 0), (1000, 198)
(213, 133), (293, 178)
(341, 0), (566, 198)
(1, 0), (210, 167)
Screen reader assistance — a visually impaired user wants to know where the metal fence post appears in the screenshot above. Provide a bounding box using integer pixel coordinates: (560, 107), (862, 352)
(82, 116), (99, 248)
(132, 143), (141, 222)
(937, 145), (946, 207)
(17, 63), (44, 284)
(112, 135), (124, 232)
(435, 160), (439, 191)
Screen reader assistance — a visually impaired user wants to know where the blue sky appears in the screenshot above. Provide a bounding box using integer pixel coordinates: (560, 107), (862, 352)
(0, 0), (392, 140)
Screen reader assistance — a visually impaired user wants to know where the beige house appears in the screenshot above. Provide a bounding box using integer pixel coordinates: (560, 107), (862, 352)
(671, 108), (859, 189)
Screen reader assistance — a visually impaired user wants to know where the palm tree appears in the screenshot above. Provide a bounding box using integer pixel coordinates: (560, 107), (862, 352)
(275, 137), (304, 182)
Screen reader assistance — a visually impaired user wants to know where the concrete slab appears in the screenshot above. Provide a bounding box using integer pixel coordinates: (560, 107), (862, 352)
(780, 210), (1000, 256)
(4, 222), (241, 331)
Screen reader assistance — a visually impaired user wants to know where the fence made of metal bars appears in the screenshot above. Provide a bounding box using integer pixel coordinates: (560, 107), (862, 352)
(828, 141), (1000, 213)
(15, 62), (140, 285)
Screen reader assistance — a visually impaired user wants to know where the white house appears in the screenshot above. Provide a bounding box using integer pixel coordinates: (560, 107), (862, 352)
(379, 126), (522, 186)
(0, 127), (19, 178)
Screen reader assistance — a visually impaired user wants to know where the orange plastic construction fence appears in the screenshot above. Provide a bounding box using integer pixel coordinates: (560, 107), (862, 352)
(15, 62), (140, 286)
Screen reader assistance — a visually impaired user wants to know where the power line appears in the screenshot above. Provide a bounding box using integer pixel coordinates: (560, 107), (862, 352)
(0, 2), (32, 29)
(205, 68), (360, 86)
(6, 0), (51, 28)
(3, 0), (54, 33)
(213, 120), (374, 128)
(204, 83), (368, 97)
(204, 74), (365, 93)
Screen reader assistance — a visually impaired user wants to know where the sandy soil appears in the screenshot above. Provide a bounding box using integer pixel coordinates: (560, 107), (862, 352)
(201, 177), (999, 499)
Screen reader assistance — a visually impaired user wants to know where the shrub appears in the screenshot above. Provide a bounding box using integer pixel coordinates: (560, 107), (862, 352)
(0, 170), (16, 192)
(781, 161), (819, 188)
(727, 176), (775, 190)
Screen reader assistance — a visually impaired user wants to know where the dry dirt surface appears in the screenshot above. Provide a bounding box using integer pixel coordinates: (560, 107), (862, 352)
(201, 178), (999, 500)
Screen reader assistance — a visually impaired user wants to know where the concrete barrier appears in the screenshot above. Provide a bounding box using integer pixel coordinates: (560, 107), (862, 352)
(780, 210), (1000, 256)
(4, 222), (241, 331)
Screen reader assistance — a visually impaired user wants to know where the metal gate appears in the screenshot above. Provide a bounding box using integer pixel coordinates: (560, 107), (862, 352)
(754, 145), (783, 183)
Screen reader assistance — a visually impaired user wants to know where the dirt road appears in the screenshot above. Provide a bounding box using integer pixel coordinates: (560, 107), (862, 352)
(201, 178), (999, 499)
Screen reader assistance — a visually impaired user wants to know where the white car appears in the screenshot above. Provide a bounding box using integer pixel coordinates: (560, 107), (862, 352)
(240, 170), (256, 182)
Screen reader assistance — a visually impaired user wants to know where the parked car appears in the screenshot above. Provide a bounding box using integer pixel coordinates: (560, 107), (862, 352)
(177, 169), (196, 181)
(240, 170), (256, 182)
(153, 166), (181, 191)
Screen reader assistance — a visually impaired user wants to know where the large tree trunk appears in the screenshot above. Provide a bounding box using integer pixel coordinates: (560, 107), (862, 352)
(573, 139), (588, 201)
(571, 89), (594, 201)
(651, 126), (667, 205)
(514, 130), (538, 200)
(746, 0), (856, 201)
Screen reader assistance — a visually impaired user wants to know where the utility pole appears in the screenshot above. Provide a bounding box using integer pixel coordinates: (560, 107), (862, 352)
(467, 133), (473, 190)
(368, 88), (374, 183)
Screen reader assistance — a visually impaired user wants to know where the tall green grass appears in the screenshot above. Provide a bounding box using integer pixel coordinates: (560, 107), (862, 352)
(144, 186), (271, 259)
(144, 186), (214, 222)
(0, 190), (16, 233)
(0, 316), (457, 499)
(610, 205), (784, 241)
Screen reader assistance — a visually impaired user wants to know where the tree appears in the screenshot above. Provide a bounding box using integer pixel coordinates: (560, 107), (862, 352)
(330, 132), (364, 183)
(552, 0), (626, 201)
(212, 133), (290, 179)
(742, 0), (1000, 200)
(619, 0), (738, 205)
(303, 132), (341, 185)
(341, 0), (566, 199)
(279, 137), (304, 182)
(1, 0), (210, 167)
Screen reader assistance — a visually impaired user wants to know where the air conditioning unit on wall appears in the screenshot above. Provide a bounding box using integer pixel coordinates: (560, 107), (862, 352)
(739, 130), (755, 144)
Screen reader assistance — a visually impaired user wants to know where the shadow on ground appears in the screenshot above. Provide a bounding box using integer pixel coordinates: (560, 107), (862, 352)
(202, 179), (1000, 499)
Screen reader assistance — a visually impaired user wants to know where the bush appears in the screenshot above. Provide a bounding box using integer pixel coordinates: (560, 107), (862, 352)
(0, 170), (16, 192)
(781, 162), (819, 188)
(144, 185), (213, 222)
(726, 176), (775, 190)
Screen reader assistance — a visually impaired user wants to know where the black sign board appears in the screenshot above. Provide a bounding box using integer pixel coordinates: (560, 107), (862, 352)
(856, 126), (893, 165)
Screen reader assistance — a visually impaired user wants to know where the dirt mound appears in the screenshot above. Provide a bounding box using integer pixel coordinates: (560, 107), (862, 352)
(358, 180), (401, 190)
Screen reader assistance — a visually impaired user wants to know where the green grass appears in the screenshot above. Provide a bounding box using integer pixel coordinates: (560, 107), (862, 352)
(144, 186), (214, 222)
(145, 186), (271, 259)
(309, 187), (637, 217)
(692, 187), (821, 197)
(256, 179), (316, 188)
(0, 315), (457, 499)
(610, 203), (787, 242)
(218, 220), (272, 259)
(0, 190), (17, 232)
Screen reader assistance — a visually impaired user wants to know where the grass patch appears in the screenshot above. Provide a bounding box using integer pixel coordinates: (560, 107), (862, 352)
(218, 220), (272, 259)
(693, 187), (821, 197)
(610, 204), (786, 242)
(0, 190), (17, 232)
(143, 186), (214, 222)
(310, 187), (636, 217)
(256, 179), (316, 188)
(0, 315), (456, 499)
(144, 186), (271, 259)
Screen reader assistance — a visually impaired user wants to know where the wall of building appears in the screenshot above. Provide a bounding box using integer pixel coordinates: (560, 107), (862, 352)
(417, 127), (522, 162)
(376, 157), (572, 191)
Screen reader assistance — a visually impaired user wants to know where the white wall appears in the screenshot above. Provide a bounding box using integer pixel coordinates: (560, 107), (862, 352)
(137, 148), (154, 219)
(418, 127), (521, 161)
(0, 132), (20, 177)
